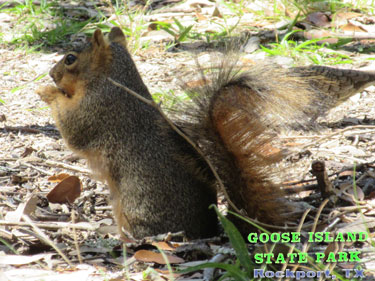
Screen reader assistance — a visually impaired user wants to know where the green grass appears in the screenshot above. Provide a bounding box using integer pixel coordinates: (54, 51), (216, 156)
(1, 0), (373, 54)
(1, 0), (96, 49)
(259, 30), (355, 65)
(177, 206), (256, 280)
(0, 0), (251, 51)
(277, 0), (375, 15)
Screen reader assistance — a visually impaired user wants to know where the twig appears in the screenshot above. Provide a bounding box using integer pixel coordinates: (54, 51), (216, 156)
(0, 220), (97, 231)
(2, 125), (42, 134)
(44, 160), (91, 174)
(71, 209), (83, 264)
(309, 148), (367, 163)
(107, 77), (242, 214)
(284, 184), (317, 194)
(1, 157), (90, 175)
(203, 254), (226, 281)
(322, 217), (340, 233)
(20, 162), (54, 176)
(301, 125), (375, 149)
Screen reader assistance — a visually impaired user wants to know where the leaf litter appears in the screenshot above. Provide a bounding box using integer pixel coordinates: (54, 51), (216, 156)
(2, 0), (375, 280)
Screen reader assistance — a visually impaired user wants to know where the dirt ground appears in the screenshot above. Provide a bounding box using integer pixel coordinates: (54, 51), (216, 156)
(2, 1), (375, 280)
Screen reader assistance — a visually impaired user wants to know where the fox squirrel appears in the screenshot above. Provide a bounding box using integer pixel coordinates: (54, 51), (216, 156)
(36, 27), (375, 239)
(292, 65), (375, 121)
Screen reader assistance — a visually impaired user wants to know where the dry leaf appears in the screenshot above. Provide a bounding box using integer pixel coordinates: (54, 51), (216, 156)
(21, 147), (35, 157)
(195, 12), (207, 21)
(333, 12), (362, 26)
(46, 176), (82, 204)
(366, 190), (375, 200)
(11, 175), (27, 184)
(155, 268), (181, 278)
(303, 30), (338, 44)
(239, 57), (255, 65)
(0, 253), (53, 265)
(324, 242), (340, 259)
(338, 170), (354, 178)
(152, 241), (176, 251)
(185, 78), (209, 88)
(341, 184), (365, 204)
(340, 22), (368, 32)
(306, 12), (331, 27)
(48, 173), (71, 183)
(284, 142), (303, 147)
(134, 250), (184, 264)
(5, 194), (38, 222)
(212, 6), (222, 18)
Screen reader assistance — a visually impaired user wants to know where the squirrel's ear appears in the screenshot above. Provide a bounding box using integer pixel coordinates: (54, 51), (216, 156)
(92, 29), (105, 47)
(108, 27), (127, 48)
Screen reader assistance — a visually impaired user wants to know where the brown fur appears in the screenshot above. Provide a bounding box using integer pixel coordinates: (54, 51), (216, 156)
(173, 61), (317, 232)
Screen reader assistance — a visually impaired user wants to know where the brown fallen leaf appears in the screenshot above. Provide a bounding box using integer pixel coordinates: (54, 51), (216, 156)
(11, 175), (27, 184)
(324, 241), (340, 261)
(185, 78), (209, 88)
(21, 147), (36, 157)
(155, 268), (181, 278)
(340, 183), (365, 204)
(134, 249), (184, 264)
(284, 142), (303, 147)
(303, 29), (338, 44)
(195, 12), (207, 21)
(152, 241), (176, 251)
(212, 5), (222, 18)
(333, 12), (362, 26)
(48, 173), (71, 183)
(337, 170), (354, 178)
(47, 176), (82, 204)
(306, 12), (331, 27)
(340, 22), (368, 33)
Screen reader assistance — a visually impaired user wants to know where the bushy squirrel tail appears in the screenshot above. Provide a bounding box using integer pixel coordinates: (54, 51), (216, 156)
(176, 55), (314, 230)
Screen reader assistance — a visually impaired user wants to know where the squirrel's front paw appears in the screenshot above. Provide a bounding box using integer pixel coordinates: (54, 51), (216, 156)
(36, 85), (61, 104)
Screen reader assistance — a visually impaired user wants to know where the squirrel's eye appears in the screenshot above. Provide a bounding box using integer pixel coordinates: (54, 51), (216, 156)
(65, 54), (77, 66)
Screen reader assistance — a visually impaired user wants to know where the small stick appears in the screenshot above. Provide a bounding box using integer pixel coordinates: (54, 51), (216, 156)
(2, 126), (42, 134)
(45, 160), (91, 174)
(203, 254), (226, 280)
(301, 125), (375, 149)
(284, 184), (318, 194)
(21, 162), (54, 176)
(71, 209), (83, 264)
(0, 220), (97, 231)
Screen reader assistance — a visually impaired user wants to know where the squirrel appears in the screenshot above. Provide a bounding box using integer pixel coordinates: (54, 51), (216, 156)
(291, 65), (375, 122)
(36, 27), (375, 239)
